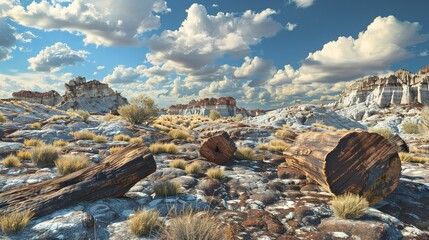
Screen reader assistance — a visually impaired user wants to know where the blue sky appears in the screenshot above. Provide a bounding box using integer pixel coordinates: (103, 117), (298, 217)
(1, 0), (428, 109)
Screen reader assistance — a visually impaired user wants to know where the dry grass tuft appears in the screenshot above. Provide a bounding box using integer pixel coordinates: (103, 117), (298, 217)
(31, 122), (41, 129)
(0, 211), (34, 234)
(129, 209), (162, 237)
(31, 145), (59, 167)
(274, 129), (297, 139)
(206, 168), (225, 180)
(110, 146), (125, 154)
(0, 112), (6, 123)
(185, 162), (202, 174)
(258, 140), (290, 152)
(68, 109), (90, 122)
(71, 130), (96, 140)
(129, 137), (143, 145)
(51, 115), (69, 121)
(93, 135), (108, 143)
(149, 143), (178, 154)
(311, 122), (337, 131)
(169, 159), (187, 170)
(52, 140), (69, 147)
(234, 147), (255, 160)
(209, 110), (221, 121)
(331, 193), (369, 219)
(401, 122), (420, 134)
(164, 210), (225, 240)
(399, 152), (429, 163)
(103, 113), (117, 122)
(153, 181), (181, 197)
(368, 128), (393, 139)
(113, 134), (131, 141)
(55, 154), (91, 175)
(23, 138), (44, 147)
(16, 150), (32, 160)
(2, 155), (21, 168)
(168, 129), (191, 140)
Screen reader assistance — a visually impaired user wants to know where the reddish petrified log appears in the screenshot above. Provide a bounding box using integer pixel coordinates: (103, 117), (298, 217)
(200, 132), (237, 165)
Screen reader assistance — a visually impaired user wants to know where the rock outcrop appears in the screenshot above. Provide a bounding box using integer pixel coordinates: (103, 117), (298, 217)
(58, 76), (128, 114)
(168, 97), (265, 117)
(12, 90), (63, 106)
(338, 68), (429, 108)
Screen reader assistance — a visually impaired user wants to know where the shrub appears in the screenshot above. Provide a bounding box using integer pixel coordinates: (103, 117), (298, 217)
(130, 137), (143, 145)
(209, 110), (221, 121)
(206, 168), (225, 180)
(68, 109), (90, 122)
(31, 122), (41, 129)
(258, 140), (290, 152)
(71, 130), (96, 140)
(129, 209), (162, 237)
(234, 113), (244, 121)
(398, 152), (429, 163)
(2, 155), (21, 168)
(110, 146), (124, 154)
(52, 140), (69, 147)
(274, 129), (297, 139)
(55, 154), (91, 175)
(153, 181), (181, 197)
(31, 145), (59, 167)
(234, 147), (255, 160)
(164, 210), (224, 240)
(331, 193), (369, 219)
(185, 162), (202, 174)
(113, 134), (131, 142)
(368, 128), (393, 139)
(0, 211), (34, 234)
(168, 129), (191, 140)
(23, 138), (44, 147)
(93, 135), (108, 143)
(16, 150), (31, 160)
(149, 143), (178, 154)
(51, 115), (69, 121)
(118, 94), (158, 125)
(169, 159), (187, 170)
(103, 113), (116, 122)
(401, 122), (420, 134)
(0, 112), (6, 123)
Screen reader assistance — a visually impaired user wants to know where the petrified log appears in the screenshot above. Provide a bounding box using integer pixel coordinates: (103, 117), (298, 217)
(0, 145), (156, 218)
(200, 132), (237, 165)
(388, 134), (409, 153)
(284, 131), (401, 205)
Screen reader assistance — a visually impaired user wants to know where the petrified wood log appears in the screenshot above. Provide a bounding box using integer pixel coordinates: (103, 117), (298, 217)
(200, 132), (237, 165)
(0, 145), (156, 218)
(388, 134), (409, 153)
(284, 131), (401, 205)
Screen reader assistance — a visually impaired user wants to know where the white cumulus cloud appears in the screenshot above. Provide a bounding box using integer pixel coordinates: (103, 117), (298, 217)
(28, 42), (89, 72)
(0, 19), (17, 60)
(289, 0), (315, 8)
(5, 0), (169, 46)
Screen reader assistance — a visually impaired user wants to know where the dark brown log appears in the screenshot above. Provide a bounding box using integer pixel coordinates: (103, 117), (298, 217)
(284, 131), (401, 205)
(0, 145), (156, 218)
(200, 132), (237, 165)
(388, 134), (409, 153)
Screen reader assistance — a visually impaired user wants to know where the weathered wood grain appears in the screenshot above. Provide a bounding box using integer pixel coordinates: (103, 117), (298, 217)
(200, 132), (237, 165)
(0, 145), (156, 218)
(285, 131), (401, 205)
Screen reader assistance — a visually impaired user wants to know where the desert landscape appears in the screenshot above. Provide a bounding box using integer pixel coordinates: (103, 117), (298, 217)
(1, 1), (429, 240)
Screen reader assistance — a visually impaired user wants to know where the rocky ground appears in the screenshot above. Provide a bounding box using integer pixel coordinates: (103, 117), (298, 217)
(0, 100), (428, 240)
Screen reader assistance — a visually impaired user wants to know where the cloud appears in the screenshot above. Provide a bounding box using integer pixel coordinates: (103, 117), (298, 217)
(212, 4), (219, 8)
(266, 64), (298, 86)
(97, 65), (105, 70)
(5, 0), (169, 46)
(420, 50), (428, 57)
(295, 15), (429, 83)
(146, 4), (283, 72)
(234, 56), (275, 86)
(289, 0), (315, 8)
(15, 31), (37, 43)
(28, 42), (89, 72)
(286, 22), (297, 31)
(0, 19), (17, 60)
(103, 65), (145, 84)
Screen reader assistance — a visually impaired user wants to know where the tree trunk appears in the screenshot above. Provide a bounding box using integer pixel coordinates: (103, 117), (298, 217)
(200, 132), (237, 165)
(284, 131), (401, 205)
(0, 145), (156, 218)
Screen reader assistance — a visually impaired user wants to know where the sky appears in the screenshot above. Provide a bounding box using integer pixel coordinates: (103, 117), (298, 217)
(0, 0), (428, 109)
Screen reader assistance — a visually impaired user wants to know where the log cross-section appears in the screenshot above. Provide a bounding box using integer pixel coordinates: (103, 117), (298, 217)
(284, 131), (401, 205)
(200, 132), (237, 165)
(0, 145), (156, 218)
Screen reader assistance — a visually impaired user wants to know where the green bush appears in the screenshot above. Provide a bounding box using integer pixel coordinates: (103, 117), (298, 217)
(118, 94), (158, 125)
(331, 193), (369, 219)
(209, 110), (221, 121)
